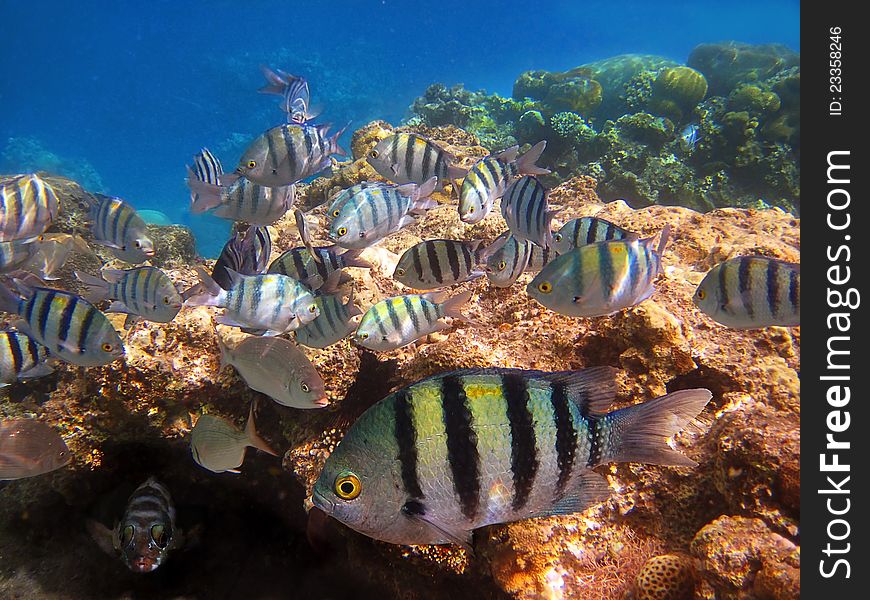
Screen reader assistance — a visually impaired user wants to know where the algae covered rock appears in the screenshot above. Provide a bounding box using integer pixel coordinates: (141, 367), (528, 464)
(688, 42), (799, 97)
(633, 553), (697, 600)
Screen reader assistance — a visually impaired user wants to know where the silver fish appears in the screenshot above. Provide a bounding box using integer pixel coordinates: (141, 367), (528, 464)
(311, 367), (711, 548)
(75, 266), (183, 327)
(393, 239), (484, 290)
(678, 124), (700, 152)
(184, 267), (318, 335)
(232, 123), (347, 187)
(367, 133), (466, 189)
(85, 193), (155, 263)
(268, 246), (371, 291)
(458, 141), (549, 224)
(212, 226), (272, 290)
(527, 226), (670, 317)
(0, 174), (59, 242)
(0, 330), (53, 386)
(551, 217), (634, 255)
(190, 404), (277, 474)
(693, 256), (800, 329)
(187, 170), (295, 225)
(0, 280), (124, 367)
(0, 419), (70, 480)
(501, 176), (558, 248)
(188, 148), (223, 208)
(88, 477), (181, 573)
(220, 336), (328, 409)
(326, 181), (388, 221)
(0, 234), (90, 280)
(483, 232), (556, 288)
(354, 290), (472, 351)
(329, 178), (438, 249)
(258, 65), (319, 124)
(295, 291), (362, 349)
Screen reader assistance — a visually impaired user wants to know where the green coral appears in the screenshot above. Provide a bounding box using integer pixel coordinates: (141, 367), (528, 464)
(729, 84), (781, 114)
(549, 112), (596, 146)
(649, 66), (708, 123)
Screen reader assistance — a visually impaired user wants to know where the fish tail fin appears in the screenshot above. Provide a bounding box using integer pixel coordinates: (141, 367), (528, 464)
(602, 389), (712, 467)
(441, 290), (474, 323)
(338, 248), (373, 270)
(416, 176), (439, 201)
(73, 271), (110, 303)
(329, 122), (351, 157)
(0, 281), (22, 314)
(183, 267), (223, 306)
(245, 403), (278, 457)
(656, 224), (672, 257)
(258, 64), (288, 94)
(516, 140), (551, 175)
(187, 166), (224, 213)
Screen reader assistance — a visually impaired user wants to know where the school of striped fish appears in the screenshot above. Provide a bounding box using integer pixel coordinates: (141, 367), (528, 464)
(0, 64), (799, 570)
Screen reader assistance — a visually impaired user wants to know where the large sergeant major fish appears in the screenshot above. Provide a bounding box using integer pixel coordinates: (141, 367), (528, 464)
(312, 367), (711, 548)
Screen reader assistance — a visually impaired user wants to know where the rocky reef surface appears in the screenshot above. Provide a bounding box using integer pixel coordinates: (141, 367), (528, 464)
(1, 122), (799, 599)
(410, 42), (800, 217)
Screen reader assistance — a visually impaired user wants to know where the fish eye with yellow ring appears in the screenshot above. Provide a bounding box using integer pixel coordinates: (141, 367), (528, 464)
(308, 304), (317, 313)
(697, 289), (706, 300)
(331, 209), (340, 218)
(395, 267), (405, 277)
(537, 281), (553, 294)
(334, 472), (361, 500)
(301, 383), (310, 393)
(247, 160), (257, 169)
(101, 342), (114, 353)
(554, 233), (563, 242)
(337, 227), (347, 237)
(358, 332), (369, 340)
(121, 525), (134, 545)
(369, 150), (379, 159)
(497, 260), (507, 271)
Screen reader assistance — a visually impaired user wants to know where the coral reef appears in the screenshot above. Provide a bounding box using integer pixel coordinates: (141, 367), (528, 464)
(1, 123), (799, 598)
(1, 137), (106, 193)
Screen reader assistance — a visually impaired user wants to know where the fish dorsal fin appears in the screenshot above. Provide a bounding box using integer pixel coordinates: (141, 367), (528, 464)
(494, 145), (520, 163)
(401, 501), (473, 553)
(100, 269), (127, 284)
(542, 366), (618, 416)
(527, 471), (611, 519)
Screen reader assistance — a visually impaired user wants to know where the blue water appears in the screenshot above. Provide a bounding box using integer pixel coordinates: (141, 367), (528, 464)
(0, 1), (799, 257)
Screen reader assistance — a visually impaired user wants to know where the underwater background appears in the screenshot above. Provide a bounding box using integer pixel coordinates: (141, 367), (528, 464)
(1, 2), (801, 599)
(1, 1), (798, 257)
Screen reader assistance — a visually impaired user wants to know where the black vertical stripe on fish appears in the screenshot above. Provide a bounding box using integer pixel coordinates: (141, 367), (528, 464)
(549, 380), (577, 494)
(374, 307), (390, 337)
(419, 297), (435, 326)
(587, 221), (598, 245)
(766, 259), (780, 318)
(510, 237), (522, 276)
(322, 297), (337, 332)
(440, 375), (480, 520)
(314, 252), (330, 280)
(25, 334), (40, 366)
(460, 244), (472, 276)
(280, 127), (297, 180)
(57, 294), (78, 344)
(292, 250), (309, 280)
(389, 135), (400, 167)
(386, 299), (403, 334)
(267, 129), (282, 177)
(303, 127), (314, 158)
(8, 333), (22, 374)
(327, 249), (341, 272)
(598, 243), (614, 302)
(402, 296), (420, 333)
(23, 296), (35, 324)
(426, 242), (444, 284)
(271, 276), (285, 323)
(444, 241), (461, 281)
(404, 136), (417, 183)
(737, 257), (754, 319)
(76, 303), (98, 353)
(412, 245), (425, 281)
(531, 183), (545, 238)
(420, 142), (433, 182)
(718, 260), (730, 311)
(586, 416), (602, 467)
(394, 389), (423, 499)
(626, 244), (642, 297)
(37, 290), (56, 340)
(788, 267), (799, 312)
(433, 152), (445, 184)
(501, 373), (538, 511)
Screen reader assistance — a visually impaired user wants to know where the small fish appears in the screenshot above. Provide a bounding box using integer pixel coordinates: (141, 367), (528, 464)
(187, 169), (295, 226)
(367, 133), (466, 189)
(329, 178), (438, 249)
(212, 226), (272, 291)
(326, 182), (387, 221)
(295, 291), (363, 349)
(75, 267), (183, 327)
(458, 141), (550, 224)
(231, 123), (347, 187)
(220, 336), (328, 409)
(258, 65), (319, 124)
(483, 232), (556, 288)
(0, 238), (42, 274)
(354, 290), (472, 351)
(311, 367), (711, 548)
(87, 477), (181, 573)
(393, 239), (484, 289)
(184, 267), (318, 335)
(678, 124), (700, 152)
(0, 174), (59, 242)
(0, 281), (124, 366)
(527, 226), (670, 317)
(84, 193), (155, 263)
(551, 217), (634, 255)
(188, 148), (223, 208)
(0, 234), (90, 280)
(268, 246), (371, 291)
(0, 418), (70, 480)
(501, 176), (558, 248)
(0, 330), (53, 386)
(190, 404), (278, 474)
(693, 256), (800, 329)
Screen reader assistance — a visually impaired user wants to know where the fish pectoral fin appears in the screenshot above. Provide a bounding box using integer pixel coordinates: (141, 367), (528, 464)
(214, 314), (248, 328)
(401, 501), (474, 553)
(390, 163), (401, 177)
(123, 314), (141, 330)
(85, 519), (118, 557)
(106, 301), (133, 315)
(528, 471), (612, 519)
(17, 362), (54, 380)
(226, 469), (242, 474)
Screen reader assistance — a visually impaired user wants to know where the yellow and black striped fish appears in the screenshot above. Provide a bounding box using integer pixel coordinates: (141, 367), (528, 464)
(85, 193), (155, 263)
(311, 367), (711, 548)
(75, 266), (182, 327)
(367, 133), (466, 189)
(295, 291), (363, 349)
(551, 217), (634, 254)
(268, 245), (371, 290)
(0, 174), (59, 242)
(0, 330), (52, 385)
(0, 281), (124, 367)
(393, 239), (485, 290)
(693, 256), (800, 329)
(501, 175), (559, 248)
(483, 231), (557, 288)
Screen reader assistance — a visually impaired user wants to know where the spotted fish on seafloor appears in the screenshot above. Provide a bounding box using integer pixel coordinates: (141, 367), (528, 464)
(693, 256), (800, 329)
(87, 477), (182, 573)
(0, 418), (70, 480)
(311, 367), (711, 548)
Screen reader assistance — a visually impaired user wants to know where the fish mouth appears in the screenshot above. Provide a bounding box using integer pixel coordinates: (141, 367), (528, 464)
(131, 557), (158, 573)
(313, 396), (329, 408)
(311, 489), (334, 513)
